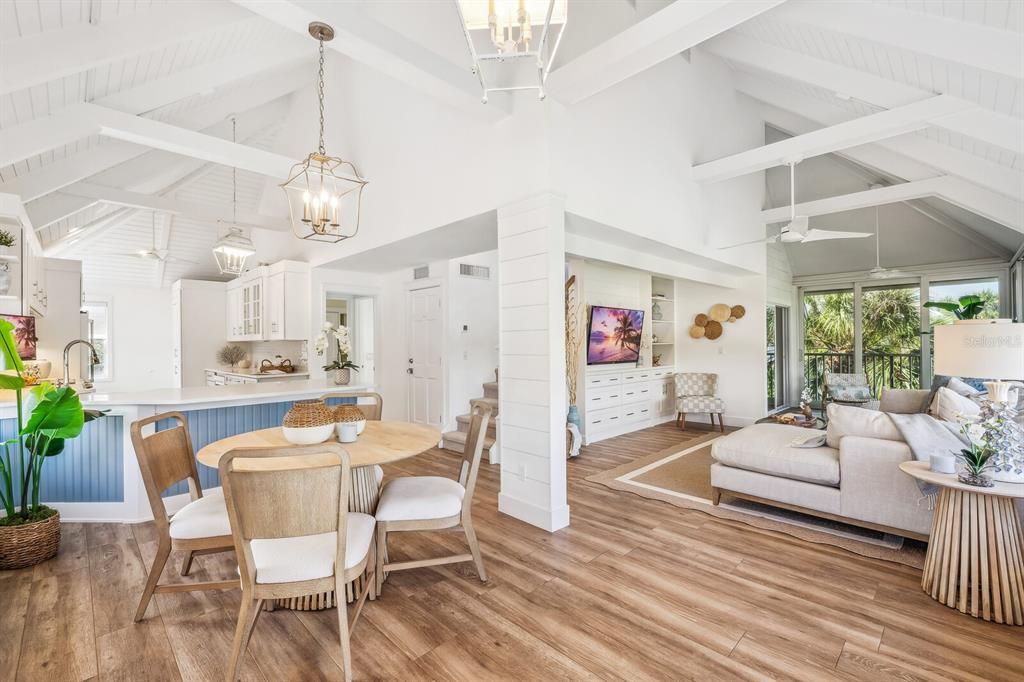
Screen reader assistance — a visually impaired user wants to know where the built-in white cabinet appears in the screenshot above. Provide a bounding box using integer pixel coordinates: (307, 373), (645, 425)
(173, 280), (227, 388)
(581, 365), (675, 445)
(225, 261), (308, 342)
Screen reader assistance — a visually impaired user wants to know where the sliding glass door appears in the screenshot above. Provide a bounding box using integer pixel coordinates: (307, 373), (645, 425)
(767, 305), (790, 411)
(800, 273), (1005, 405)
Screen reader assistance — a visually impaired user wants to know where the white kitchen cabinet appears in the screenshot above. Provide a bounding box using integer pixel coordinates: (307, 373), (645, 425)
(226, 261), (309, 342)
(173, 280), (227, 387)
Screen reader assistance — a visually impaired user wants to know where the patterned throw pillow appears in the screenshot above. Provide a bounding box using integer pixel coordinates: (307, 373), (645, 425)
(831, 386), (872, 402)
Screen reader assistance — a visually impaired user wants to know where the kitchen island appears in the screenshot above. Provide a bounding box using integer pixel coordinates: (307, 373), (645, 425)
(0, 379), (378, 522)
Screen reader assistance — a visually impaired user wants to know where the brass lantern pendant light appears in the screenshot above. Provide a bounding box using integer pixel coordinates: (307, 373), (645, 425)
(281, 22), (368, 243)
(212, 116), (257, 275)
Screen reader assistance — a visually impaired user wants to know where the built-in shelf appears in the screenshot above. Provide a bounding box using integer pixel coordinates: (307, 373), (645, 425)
(0, 294), (16, 300)
(652, 342), (675, 346)
(0, 255), (18, 263)
(651, 297), (672, 302)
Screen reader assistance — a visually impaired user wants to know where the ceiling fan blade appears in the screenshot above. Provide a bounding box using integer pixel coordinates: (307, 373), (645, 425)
(801, 229), (873, 242)
(716, 234), (781, 249)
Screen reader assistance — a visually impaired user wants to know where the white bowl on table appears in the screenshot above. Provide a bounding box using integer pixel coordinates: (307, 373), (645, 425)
(282, 424), (335, 445)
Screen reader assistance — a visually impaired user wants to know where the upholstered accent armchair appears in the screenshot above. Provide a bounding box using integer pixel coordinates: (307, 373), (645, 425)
(675, 372), (725, 432)
(823, 372), (879, 410)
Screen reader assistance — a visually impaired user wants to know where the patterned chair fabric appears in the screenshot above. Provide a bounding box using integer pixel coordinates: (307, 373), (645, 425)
(825, 373), (873, 404)
(675, 373), (723, 413)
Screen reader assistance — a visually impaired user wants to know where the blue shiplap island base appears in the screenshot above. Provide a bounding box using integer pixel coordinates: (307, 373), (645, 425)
(0, 380), (370, 522)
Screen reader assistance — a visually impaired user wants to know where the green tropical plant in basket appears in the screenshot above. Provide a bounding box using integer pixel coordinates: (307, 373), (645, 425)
(0, 318), (104, 525)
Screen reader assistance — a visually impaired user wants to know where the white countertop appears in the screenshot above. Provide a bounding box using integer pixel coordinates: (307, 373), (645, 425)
(205, 367), (311, 378)
(80, 379), (374, 408)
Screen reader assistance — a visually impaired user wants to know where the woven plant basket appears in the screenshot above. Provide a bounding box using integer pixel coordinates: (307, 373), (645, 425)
(283, 399), (335, 428)
(0, 510), (61, 570)
(333, 404), (365, 423)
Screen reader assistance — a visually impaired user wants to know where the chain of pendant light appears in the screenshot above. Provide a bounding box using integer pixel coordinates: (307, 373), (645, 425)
(317, 36), (327, 156)
(231, 116), (238, 225)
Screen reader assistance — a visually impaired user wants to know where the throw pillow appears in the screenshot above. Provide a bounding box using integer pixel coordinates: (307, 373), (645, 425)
(929, 386), (980, 423)
(830, 385), (872, 402)
(947, 376), (983, 397)
(825, 403), (903, 449)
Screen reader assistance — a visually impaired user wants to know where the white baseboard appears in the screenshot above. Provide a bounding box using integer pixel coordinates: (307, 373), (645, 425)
(498, 492), (569, 532)
(42, 487), (221, 524)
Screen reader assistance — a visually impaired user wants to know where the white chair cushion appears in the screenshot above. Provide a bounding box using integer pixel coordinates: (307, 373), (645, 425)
(712, 424), (840, 486)
(375, 476), (465, 522)
(677, 396), (724, 412)
(169, 489), (231, 540)
(249, 512), (376, 584)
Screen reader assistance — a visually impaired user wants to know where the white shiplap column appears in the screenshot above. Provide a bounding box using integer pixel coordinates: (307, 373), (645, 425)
(497, 193), (569, 532)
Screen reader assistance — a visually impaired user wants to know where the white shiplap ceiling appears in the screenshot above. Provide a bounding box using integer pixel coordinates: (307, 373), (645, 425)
(0, 0), (1020, 287)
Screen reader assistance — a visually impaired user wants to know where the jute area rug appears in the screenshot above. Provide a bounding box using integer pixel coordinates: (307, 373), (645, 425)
(587, 431), (927, 568)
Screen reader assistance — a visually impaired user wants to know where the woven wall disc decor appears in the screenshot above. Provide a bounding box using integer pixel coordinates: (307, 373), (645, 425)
(690, 303), (745, 341)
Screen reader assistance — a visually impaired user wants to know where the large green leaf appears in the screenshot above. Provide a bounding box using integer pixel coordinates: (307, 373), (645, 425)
(957, 295), (982, 307)
(0, 319), (23, 374)
(25, 433), (64, 457)
(21, 386), (85, 440)
(0, 373), (24, 390)
(923, 301), (960, 313)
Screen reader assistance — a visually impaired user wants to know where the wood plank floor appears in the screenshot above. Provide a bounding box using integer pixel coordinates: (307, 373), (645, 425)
(3, 422), (1023, 681)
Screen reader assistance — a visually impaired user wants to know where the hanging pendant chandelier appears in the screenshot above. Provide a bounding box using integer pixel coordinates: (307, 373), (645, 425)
(212, 117), (257, 276)
(281, 22), (368, 243)
(455, 0), (568, 102)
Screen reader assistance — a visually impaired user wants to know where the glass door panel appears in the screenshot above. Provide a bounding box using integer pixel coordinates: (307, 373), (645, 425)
(802, 289), (854, 406)
(926, 277), (1000, 382)
(861, 284), (921, 394)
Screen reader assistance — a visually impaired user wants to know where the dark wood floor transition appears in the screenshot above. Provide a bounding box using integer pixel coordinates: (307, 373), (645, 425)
(2, 422), (1022, 681)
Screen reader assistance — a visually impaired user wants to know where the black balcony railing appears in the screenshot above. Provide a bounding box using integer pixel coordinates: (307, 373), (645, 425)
(803, 351), (922, 406)
(767, 350), (776, 409)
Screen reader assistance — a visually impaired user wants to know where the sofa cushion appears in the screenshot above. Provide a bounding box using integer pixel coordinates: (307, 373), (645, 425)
(825, 403), (903, 449)
(929, 386), (980, 423)
(711, 424), (840, 486)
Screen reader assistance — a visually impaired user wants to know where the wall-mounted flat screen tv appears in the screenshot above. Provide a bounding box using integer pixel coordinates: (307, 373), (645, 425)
(586, 306), (644, 365)
(0, 315), (37, 360)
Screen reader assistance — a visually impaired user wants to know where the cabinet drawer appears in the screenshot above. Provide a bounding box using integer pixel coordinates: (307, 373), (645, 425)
(586, 406), (622, 430)
(586, 373), (622, 389)
(620, 370), (643, 383)
(620, 384), (652, 405)
(621, 405), (651, 424)
(586, 385), (623, 408)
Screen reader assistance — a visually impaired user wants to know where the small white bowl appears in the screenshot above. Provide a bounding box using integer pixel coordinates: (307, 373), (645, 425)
(282, 424), (334, 445)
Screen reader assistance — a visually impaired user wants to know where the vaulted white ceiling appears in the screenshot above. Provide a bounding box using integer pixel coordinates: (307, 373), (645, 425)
(0, 0), (1021, 287)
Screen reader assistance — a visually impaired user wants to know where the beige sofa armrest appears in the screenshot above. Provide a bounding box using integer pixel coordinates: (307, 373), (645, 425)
(839, 436), (932, 537)
(880, 388), (931, 414)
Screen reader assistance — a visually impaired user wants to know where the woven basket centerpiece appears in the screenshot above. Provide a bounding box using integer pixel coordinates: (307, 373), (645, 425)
(334, 403), (367, 435)
(282, 399), (335, 444)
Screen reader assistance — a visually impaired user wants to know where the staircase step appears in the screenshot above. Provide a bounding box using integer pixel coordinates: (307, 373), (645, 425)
(456, 413), (498, 437)
(483, 381), (498, 399)
(474, 397), (498, 413)
(442, 429), (496, 454)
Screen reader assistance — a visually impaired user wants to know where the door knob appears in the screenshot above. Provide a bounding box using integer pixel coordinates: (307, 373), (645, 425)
(406, 368), (414, 374)
(408, 358), (414, 363)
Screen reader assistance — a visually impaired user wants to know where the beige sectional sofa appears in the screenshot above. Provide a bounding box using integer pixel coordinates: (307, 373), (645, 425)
(710, 389), (934, 540)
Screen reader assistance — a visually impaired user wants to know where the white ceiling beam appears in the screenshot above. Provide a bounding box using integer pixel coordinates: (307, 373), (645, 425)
(761, 178), (952, 223)
(693, 94), (976, 183)
(772, 0), (1024, 80)
(737, 74), (1024, 198)
(0, 46), (310, 168)
(1, 79), (298, 202)
(758, 105), (1024, 234)
(62, 182), (289, 232)
(25, 194), (98, 232)
(545, 0), (786, 104)
(44, 207), (138, 258)
(232, 0), (507, 120)
(703, 33), (1023, 153)
(0, 2), (255, 96)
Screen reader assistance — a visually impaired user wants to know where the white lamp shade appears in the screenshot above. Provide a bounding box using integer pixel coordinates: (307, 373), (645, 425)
(933, 322), (1024, 380)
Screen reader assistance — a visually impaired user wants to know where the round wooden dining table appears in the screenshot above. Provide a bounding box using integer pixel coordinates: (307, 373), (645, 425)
(196, 420), (441, 610)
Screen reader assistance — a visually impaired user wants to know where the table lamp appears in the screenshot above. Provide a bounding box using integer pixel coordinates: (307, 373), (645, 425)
(933, 321), (1024, 403)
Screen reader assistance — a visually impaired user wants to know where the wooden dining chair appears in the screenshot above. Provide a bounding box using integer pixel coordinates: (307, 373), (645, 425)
(130, 412), (237, 623)
(321, 390), (386, 489)
(320, 391), (384, 421)
(374, 402), (492, 587)
(219, 443), (376, 682)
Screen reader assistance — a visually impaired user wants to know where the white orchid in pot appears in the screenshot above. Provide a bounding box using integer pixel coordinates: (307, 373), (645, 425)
(316, 321), (360, 386)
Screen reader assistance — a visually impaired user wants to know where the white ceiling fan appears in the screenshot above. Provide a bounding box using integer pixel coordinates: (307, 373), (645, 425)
(867, 204), (912, 280)
(107, 213), (197, 264)
(720, 161), (873, 248)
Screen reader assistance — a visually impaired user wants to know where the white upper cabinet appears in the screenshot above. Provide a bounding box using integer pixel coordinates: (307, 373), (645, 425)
(225, 261), (309, 342)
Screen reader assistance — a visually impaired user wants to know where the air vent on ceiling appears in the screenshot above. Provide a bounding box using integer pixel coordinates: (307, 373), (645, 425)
(413, 265), (430, 280)
(459, 263), (491, 279)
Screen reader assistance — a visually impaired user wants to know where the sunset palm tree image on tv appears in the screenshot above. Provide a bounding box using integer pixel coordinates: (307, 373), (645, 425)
(587, 306), (645, 365)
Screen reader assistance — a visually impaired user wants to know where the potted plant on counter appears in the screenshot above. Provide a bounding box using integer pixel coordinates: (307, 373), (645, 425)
(0, 319), (104, 569)
(316, 321), (360, 386)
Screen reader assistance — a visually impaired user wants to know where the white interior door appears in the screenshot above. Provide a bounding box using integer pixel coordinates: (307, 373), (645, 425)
(408, 286), (443, 427)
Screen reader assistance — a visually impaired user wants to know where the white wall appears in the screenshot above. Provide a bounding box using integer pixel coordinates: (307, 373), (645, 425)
(82, 280), (174, 392)
(35, 258), (83, 381)
(445, 250), (499, 430)
(676, 274), (768, 426)
(580, 260), (653, 367)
